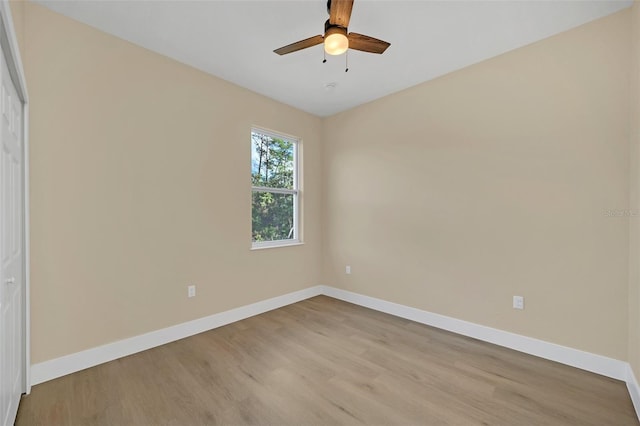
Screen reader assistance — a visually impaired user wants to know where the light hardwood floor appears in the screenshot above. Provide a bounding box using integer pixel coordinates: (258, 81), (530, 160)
(16, 296), (639, 425)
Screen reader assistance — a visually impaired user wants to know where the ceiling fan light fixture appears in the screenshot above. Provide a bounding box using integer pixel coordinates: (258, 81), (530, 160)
(324, 26), (348, 55)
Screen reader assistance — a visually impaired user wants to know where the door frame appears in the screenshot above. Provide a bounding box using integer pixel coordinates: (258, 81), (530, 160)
(0, 0), (30, 395)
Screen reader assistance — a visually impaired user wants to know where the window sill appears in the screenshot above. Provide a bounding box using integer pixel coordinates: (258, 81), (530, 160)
(251, 241), (304, 251)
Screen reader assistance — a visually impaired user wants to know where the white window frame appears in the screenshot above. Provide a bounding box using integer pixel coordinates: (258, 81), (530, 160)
(251, 127), (300, 249)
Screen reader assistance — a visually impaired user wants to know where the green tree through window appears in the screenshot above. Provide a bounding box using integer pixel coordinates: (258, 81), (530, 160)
(251, 129), (298, 246)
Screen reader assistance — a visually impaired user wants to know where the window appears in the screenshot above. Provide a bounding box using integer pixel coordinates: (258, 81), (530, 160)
(251, 128), (299, 248)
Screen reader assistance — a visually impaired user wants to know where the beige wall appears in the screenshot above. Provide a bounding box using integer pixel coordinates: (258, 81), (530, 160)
(323, 10), (631, 360)
(9, 1), (24, 55)
(630, 1), (640, 375)
(18, 2), (323, 364)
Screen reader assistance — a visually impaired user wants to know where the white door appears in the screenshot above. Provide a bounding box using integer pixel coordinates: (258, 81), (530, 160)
(0, 44), (23, 426)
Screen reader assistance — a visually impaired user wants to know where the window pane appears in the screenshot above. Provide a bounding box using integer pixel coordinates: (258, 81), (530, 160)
(252, 191), (295, 242)
(251, 131), (294, 189)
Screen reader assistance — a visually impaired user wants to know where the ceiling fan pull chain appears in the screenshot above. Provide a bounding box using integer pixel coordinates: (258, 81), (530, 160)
(323, 48), (327, 64)
(345, 50), (349, 72)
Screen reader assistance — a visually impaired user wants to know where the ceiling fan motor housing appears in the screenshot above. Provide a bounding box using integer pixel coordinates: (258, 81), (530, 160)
(325, 19), (347, 34)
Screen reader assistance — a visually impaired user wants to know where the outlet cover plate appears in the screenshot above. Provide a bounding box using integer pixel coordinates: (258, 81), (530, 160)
(513, 295), (524, 310)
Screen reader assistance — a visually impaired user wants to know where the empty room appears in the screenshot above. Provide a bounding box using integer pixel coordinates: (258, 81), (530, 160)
(2, 0), (640, 424)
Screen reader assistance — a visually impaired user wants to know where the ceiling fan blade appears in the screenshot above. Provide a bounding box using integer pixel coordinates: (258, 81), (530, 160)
(329, 0), (354, 28)
(274, 35), (324, 55)
(348, 33), (390, 54)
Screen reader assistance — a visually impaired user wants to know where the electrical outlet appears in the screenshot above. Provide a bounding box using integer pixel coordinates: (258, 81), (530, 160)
(345, 265), (351, 274)
(513, 295), (524, 310)
(188, 285), (196, 298)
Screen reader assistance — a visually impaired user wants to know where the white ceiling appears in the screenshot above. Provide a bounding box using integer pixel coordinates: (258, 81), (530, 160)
(34, 0), (632, 117)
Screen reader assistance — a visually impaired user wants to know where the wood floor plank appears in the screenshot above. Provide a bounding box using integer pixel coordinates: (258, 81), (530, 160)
(16, 296), (639, 425)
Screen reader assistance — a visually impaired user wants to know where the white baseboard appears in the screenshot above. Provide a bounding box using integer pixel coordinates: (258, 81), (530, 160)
(627, 364), (640, 419)
(30, 285), (324, 386)
(30, 283), (635, 418)
(320, 286), (628, 381)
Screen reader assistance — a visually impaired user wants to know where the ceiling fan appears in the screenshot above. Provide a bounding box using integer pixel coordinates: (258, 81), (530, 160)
(273, 0), (390, 57)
